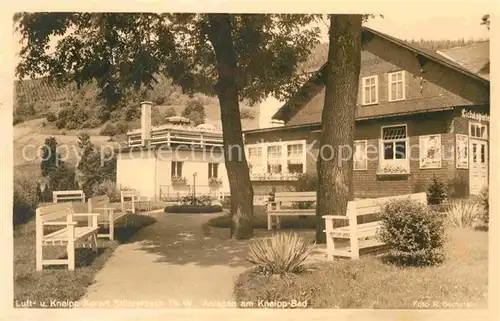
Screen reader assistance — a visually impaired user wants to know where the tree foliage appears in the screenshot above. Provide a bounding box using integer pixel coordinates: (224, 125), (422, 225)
(15, 13), (321, 109)
(15, 13), (322, 239)
(182, 99), (206, 125)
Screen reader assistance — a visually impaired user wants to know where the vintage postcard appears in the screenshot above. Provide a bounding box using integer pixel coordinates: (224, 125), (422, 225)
(1, 1), (498, 320)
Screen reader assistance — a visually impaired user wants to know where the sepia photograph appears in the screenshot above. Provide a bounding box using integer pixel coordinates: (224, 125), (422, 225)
(2, 2), (498, 320)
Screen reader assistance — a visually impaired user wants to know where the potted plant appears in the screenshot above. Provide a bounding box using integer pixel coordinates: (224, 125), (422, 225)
(208, 177), (223, 187)
(171, 176), (187, 186)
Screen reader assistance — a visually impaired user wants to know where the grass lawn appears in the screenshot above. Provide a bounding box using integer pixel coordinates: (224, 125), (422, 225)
(13, 213), (156, 308)
(234, 227), (488, 309)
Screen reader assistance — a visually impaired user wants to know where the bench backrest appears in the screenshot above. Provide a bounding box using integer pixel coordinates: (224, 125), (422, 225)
(348, 192), (427, 217)
(121, 190), (140, 200)
(274, 191), (316, 203)
(36, 202), (74, 223)
(88, 195), (110, 211)
(53, 190), (85, 203)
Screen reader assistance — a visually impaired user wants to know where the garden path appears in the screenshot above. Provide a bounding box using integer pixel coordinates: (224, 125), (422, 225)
(78, 211), (327, 308)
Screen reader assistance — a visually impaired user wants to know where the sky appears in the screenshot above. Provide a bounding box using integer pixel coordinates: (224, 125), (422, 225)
(313, 13), (489, 43)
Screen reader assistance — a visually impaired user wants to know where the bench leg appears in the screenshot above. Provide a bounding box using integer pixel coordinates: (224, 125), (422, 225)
(92, 234), (98, 253)
(67, 227), (75, 271)
(109, 219), (115, 241)
(267, 215), (272, 230)
(36, 221), (43, 271)
(276, 216), (281, 230)
(349, 214), (360, 260)
(326, 234), (334, 261)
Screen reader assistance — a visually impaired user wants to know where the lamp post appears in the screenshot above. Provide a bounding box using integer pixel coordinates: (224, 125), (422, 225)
(193, 172), (197, 203)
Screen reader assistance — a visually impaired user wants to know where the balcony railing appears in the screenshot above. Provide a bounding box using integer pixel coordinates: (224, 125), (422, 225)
(126, 124), (223, 148)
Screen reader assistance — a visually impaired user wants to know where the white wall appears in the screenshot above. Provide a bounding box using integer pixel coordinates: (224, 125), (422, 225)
(258, 94), (285, 129)
(116, 148), (230, 200)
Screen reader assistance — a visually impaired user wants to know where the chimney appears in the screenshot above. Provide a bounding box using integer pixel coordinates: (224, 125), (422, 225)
(141, 101), (152, 146)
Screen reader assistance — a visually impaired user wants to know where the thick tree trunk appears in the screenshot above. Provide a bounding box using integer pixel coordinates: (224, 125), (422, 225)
(206, 14), (254, 239)
(315, 15), (362, 243)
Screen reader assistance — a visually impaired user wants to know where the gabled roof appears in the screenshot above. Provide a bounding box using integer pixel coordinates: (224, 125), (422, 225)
(272, 27), (490, 123)
(437, 41), (489, 80)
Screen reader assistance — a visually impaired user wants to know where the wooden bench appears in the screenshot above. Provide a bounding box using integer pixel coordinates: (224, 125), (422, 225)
(53, 190), (85, 203)
(267, 191), (316, 230)
(121, 190), (151, 214)
(88, 195), (129, 240)
(323, 192), (427, 260)
(36, 202), (100, 271)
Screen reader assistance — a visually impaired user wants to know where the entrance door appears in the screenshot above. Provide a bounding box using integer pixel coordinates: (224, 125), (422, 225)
(469, 139), (488, 195)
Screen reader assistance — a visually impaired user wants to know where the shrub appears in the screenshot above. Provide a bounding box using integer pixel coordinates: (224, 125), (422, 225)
(247, 232), (315, 276)
(426, 175), (447, 205)
(444, 199), (481, 228)
(378, 199), (445, 266)
(478, 186), (489, 223)
(55, 117), (67, 129)
(164, 107), (177, 117)
(179, 195), (212, 206)
(45, 112), (57, 122)
(13, 174), (40, 226)
(99, 122), (117, 136)
(95, 180), (121, 202)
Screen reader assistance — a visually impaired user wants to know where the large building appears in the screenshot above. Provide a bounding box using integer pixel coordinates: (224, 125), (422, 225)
(116, 102), (230, 200)
(243, 28), (490, 199)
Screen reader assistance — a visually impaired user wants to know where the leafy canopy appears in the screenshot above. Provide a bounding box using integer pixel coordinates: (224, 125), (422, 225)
(15, 13), (322, 112)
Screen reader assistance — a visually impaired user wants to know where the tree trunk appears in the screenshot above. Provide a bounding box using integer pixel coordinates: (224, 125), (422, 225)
(206, 14), (254, 239)
(315, 15), (362, 243)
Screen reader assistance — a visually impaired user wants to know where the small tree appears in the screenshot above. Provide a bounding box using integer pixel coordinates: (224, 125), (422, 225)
(426, 174), (447, 205)
(40, 137), (60, 177)
(182, 99), (206, 126)
(77, 132), (102, 198)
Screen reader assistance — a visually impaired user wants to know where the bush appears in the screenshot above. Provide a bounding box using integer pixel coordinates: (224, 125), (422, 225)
(55, 117), (67, 129)
(444, 199), (481, 228)
(378, 199), (445, 266)
(164, 107), (177, 118)
(45, 112), (57, 122)
(247, 232), (315, 276)
(426, 175), (447, 205)
(478, 186), (489, 223)
(13, 174), (40, 226)
(99, 122), (117, 136)
(179, 195), (212, 206)
(95, 180), (121, 202)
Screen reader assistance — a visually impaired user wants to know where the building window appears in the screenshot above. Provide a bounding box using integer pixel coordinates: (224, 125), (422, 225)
(287, 143), (304, 173)
(267, 145), (282, 174)
(171, 161), (183, 177)
(353, 140), (367, 171)
(247, 146), (263, 174)
(469, 122), (488, 139)
(388, 71), (405, 101)
(208, 163), (219, 178)
(362, 75), (378, 105)
(381, 125), (408, 161)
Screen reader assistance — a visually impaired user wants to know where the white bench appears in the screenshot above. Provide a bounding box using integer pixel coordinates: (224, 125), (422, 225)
(121, 190), (151, 214)
(88, 195), (129, 240)
(36, 202), (100, 271)
(323, 192), (427, 260)
(267, 191), (316, 230)
(53, 190), (85, 203)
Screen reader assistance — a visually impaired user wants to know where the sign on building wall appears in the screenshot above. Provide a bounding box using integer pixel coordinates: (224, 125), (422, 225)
(456, 134), (469, 169)
(419, 135), (442, 169)
(461, 109), (490, 122)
